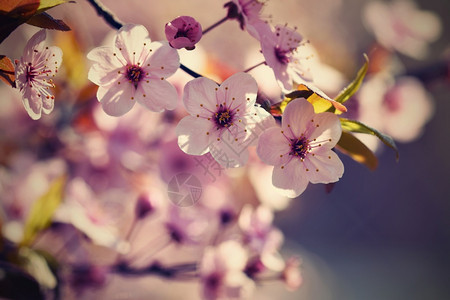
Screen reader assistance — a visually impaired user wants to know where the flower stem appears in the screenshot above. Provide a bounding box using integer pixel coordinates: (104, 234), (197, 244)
(86, 0), (203, 79)
(243, 61), (266, 73)
(202, 16), (229, 35)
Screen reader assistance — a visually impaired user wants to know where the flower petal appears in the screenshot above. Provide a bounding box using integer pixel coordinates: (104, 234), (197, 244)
(87, 46), (122, 86)
(22, 88), (42, 120)
(145, 41), (180, 77)
(257, 127), (290, 166)
(97, 83), (136, 116)
(272, 161), (308, 198)
(210, 130), (250, 168)
(282, 98), (315, 138)
(23, 30), (46, 62)
(115, 24), (152, 65)
(303, 150), (344, 184)
(217, 72), (257, 110)
(177, 116), (214, 155)
(308, 112), (342, 148)
(42, 95), (54, 114)
(136, 78), (178, 112)
(183, 77), (219, 116)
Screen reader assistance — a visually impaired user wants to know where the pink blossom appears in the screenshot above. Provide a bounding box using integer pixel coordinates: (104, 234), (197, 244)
(224, 0), (266, 38)
(363, 0), (442, 59)
(176, 72), (273, 168)
(258, 24), (312, 91)
(14, 30), (62, 120)
(165, 16), (202, 50)
(257, 98), (344, 198)
(200, 240), (254, 300)
(165, 206), (209, 245)
(87, 24), (180, 116)
(281, 256), (303, 291)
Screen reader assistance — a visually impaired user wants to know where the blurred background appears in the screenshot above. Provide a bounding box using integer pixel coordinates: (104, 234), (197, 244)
(1, 0), (449, 299)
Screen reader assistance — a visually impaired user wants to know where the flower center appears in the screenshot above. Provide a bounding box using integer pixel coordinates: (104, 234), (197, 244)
(26, 63), (36, 82)
(214, 105), (234, 128)
(275, 46), (291, 64)
(205, 273), (221, 290)
(289, 137), (310, 159)
(125, 64), (144, 86)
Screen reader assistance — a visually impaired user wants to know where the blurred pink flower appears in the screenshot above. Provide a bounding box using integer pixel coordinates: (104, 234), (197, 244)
(176, 72), (272, 168)
(281, 256), (303, 291)
(165, 16), (202, 50)
(87, 24), (180, 116)
(257, 99), (344, 198)
(165, 206), (209, 245)
(258, 24), (312, 91)
(363, 0), (442, 59)
(357, 75), (434, 146)
(14, 30), (62, 120)
(238, 205), (283, 255)
(224, 0), (266, 38)
(200, 240), (254, 300)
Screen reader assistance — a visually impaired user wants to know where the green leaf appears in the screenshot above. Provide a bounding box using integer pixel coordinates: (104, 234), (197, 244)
(0, 55), (15, 87)
(36, 0), (73, 14)
(340, 118), (399, 161)
(20, 175), (66, 247)
(336, 131), (378, 170)
(26, 12), (70, 31)
(334, 54), (369, 104)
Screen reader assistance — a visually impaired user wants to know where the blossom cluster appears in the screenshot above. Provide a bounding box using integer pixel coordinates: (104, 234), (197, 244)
(0, 0), (443, 299)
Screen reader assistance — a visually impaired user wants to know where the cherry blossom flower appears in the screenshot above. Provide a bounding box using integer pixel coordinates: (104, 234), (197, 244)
(224, 0), (267, 38)
(200, 240), (254, 300)
(87, 24), (180, 116)
(258, 24), (313, 91)
(257, 98), (344, 198)
(176, 72), (273, 168)
(14, 30), (62, 120)
(164, 206), (209, 245)
(363, 0), (442, 59)
(165, 16), (202, 50)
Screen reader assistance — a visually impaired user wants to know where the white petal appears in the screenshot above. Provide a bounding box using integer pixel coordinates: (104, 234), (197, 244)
(303, 150), (344, 184)
(177, 116), (214, 156)
(115, 24), (151, 65)
(87, 46), (123, 86)
(183, 77), (218, 116)
(136, 78), (178, 112)
(210, 130), (250, 168)
(23, 30), (46, 62)
(308, 112), (342, 148)
(98, 83), (136, 116)
(272, 161), (309, 198)
(216, 72), (257, 110)
(22, 88), (42, 120)
(145, 41), (180, 77)
(42, 95), (54, 114)
(257, 127), (290, 166)
(282, 98), (315, 138)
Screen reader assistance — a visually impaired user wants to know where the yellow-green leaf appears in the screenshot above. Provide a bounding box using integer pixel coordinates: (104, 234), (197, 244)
(336, 131), (378, 170)
(271, 83), (347, 116)
(340, 118), (399, 161)
(36, 0), (72, 14)
(20, 175), (66, 247)
(334, 54), (369, 104)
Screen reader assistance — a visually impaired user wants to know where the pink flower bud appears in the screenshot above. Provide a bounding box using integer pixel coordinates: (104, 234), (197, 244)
(165, 16), (202, 50)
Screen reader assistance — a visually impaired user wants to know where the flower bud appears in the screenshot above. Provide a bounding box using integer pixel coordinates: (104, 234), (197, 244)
(165, 16), (202, 50)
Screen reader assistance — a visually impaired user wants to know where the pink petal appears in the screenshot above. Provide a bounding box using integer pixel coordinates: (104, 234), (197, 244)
(115, 24), (152, 65)
(272, 161), (309, 198)
(257, 127), (290, 166)
(136, 78), (178, 112)
(183, 77), (219, 116)
(42, 95), (54, 114)
(302, 150), (344, 184)
(282, 98), (315, 138)
(216, 72), (257, 110)
(177, 116), (214, 155)
(210, 130), (249, 168)
(243, 106), (276, 146)
(22, 88), (42, 120)
(87, 46), (122, 86)
(145, 41), (180, 77)
(308, 112), (342, 148)
(23, 30), (46, 62)
(97, 83), (136, 116)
